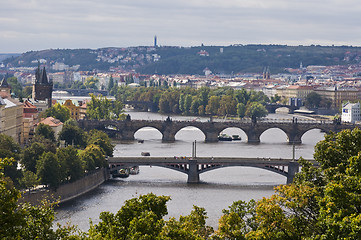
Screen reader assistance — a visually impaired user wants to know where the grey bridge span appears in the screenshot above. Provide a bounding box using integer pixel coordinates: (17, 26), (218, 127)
(78, 119), (357, 144)
(108, 156), (314, 184)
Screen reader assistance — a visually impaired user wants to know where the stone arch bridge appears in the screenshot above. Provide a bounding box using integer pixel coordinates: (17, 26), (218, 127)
(108, 156), (309, 184)
(78, 119), (356, 144)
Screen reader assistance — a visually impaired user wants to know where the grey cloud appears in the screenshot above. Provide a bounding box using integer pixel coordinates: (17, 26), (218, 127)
(1, 0), (361, 52)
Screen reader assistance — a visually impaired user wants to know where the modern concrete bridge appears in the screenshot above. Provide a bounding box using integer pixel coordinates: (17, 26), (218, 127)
(108, 156), (314, 184)
(78, 118), (356, 144)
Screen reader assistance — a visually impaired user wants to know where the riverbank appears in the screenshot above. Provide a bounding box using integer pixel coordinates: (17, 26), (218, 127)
(20, 168), (109, 205)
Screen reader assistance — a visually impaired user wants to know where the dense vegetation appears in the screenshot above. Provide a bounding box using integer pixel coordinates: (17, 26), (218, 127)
(3, 45), (361, 74)
(115, 86), (273, 121)
(2, 128), (361, 239)
(0, 119), (114, 190)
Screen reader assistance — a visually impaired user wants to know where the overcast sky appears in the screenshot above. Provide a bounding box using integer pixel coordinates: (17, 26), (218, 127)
(1, 0), (361, 53)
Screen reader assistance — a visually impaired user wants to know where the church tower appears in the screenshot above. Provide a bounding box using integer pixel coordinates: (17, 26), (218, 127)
(32, 64), (53, 107)
(0, 76), (11, 95)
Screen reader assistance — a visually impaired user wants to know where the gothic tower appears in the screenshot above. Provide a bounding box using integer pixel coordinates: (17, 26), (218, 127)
(0, 76), (11, 95)
(32, 65), (53, 107)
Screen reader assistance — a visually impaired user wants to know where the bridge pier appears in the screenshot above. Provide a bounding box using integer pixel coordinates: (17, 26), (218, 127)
(122, 130), (135, 141)
(205, 131), (219, 142)
(288, 134), (302, 144)
(286, 161), (299, 184)
(247, 134), (260, 143)
(162, 132), (175, 142)
(187, 160), (200, 183)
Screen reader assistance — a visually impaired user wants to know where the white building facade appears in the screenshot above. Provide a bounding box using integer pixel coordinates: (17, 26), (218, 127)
(341, 102), (361, 123)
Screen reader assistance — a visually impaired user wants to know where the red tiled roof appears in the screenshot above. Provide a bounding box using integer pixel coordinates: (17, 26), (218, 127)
(38, 117), (63, 127)
(23, 100), (38, 113)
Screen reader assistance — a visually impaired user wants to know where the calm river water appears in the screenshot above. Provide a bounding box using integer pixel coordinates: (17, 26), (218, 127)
(55, 111), (325, 230)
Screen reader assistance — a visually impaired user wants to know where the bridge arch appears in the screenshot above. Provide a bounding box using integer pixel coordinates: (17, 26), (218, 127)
(175, 126), (206, 142)
(300, 127), (327, 143)
(197, 164), (288, 177)
(260, 127), (289, 143)
(144, 164), (289, 181)
(134, 126), (163, 140)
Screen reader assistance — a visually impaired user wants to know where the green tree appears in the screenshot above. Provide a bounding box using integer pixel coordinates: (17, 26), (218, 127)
(20, 170), (40, 191)
(84, 76), (99, 89)
(0, 158), (76, 239)
(245, 102), (268, 123)
(184, 94), (193, 115)
(87, 129), (114, 157)
(108, 75), (114, 92)
(87, 93), (123, 119)
(206, 95), (220, 115)
(218, 95), (237, 116)
(215, 200), (257, 239)
(31, 135), (57, 153)
(0, 134), (21, 186)
(42, 103), (70, 123)
(223, 128), (361, 239)
(197, 86), (210, 107)
(89, 193), (171, 239)
(190, 97), (201, 115)
(0, 158), (24, 238)
(80, 144), (106, 172)
(21, 142), (46, 173)
(234, 88), (250, 105)
(36, 152), (62, 189)
(270, 94), (281, 104)
(35, 123), (56, 142)
(70, 80), (86, 89)
(7, 76), (23, 98)
(58, 123), (87, 148)
(305, 92), (322, 109)
(237, 102), (246, 118)
(56, 146), (83, 182)
(22, 86), (33, 98)
(179, 94), (186, 113)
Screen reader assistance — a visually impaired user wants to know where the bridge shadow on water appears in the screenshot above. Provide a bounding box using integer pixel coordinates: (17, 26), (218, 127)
(108, 166), (286, 187)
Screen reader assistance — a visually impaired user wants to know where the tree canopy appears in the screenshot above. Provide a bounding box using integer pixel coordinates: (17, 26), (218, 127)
(35, 123), (56, 142)
(42, 103), (71, 123)
(87, 94), (124, 120)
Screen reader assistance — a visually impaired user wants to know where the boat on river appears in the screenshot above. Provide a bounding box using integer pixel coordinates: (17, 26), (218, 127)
(232, 135), (242, 141)
(129, 166), (140, 175)
(218, 133), (232, 141)
(110, 168), (130, 178)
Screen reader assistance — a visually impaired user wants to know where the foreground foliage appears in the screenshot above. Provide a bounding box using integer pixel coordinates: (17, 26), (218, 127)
(0, 158), (78, 239)
(3, 128), (361, 239)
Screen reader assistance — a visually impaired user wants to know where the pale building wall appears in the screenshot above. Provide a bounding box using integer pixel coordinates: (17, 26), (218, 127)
(341, 102), (361, 123)
(0, 99), (23, 143)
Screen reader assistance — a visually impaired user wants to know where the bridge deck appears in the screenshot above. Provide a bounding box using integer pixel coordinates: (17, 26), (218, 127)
(108, 157), (314, 166)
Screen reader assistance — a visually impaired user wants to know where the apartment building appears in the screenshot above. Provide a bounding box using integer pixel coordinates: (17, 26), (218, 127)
(341, 102), (361, 123)
(22, 100), (39, 145)
(315, 86), (360, 109)
(276, 85), (314, 100)
(0, 92), (23, 143)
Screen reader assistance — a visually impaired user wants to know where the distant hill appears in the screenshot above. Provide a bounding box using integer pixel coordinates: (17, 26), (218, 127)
(3, 45), (361, 75)
(0, 53), (20, 62)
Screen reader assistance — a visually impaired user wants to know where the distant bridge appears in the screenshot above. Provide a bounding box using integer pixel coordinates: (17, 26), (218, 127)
(54, 88), (108, 96)
(265, 103), (299, 113)
(124, 100), (157, 112)
(108, 156), (314, 184)
(78, 118), (356, 144)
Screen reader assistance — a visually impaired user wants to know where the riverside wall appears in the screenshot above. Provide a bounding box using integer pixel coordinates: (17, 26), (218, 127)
(20, 168), (110, 205)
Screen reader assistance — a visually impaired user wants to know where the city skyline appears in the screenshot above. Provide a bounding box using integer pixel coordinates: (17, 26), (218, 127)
(1, 0), (361, 53)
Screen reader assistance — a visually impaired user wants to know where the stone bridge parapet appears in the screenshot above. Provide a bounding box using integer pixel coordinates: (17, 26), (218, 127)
(78, 119), (357, 144)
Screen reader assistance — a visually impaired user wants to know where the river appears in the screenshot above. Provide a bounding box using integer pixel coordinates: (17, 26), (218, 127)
(55, 111), (325, 230)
